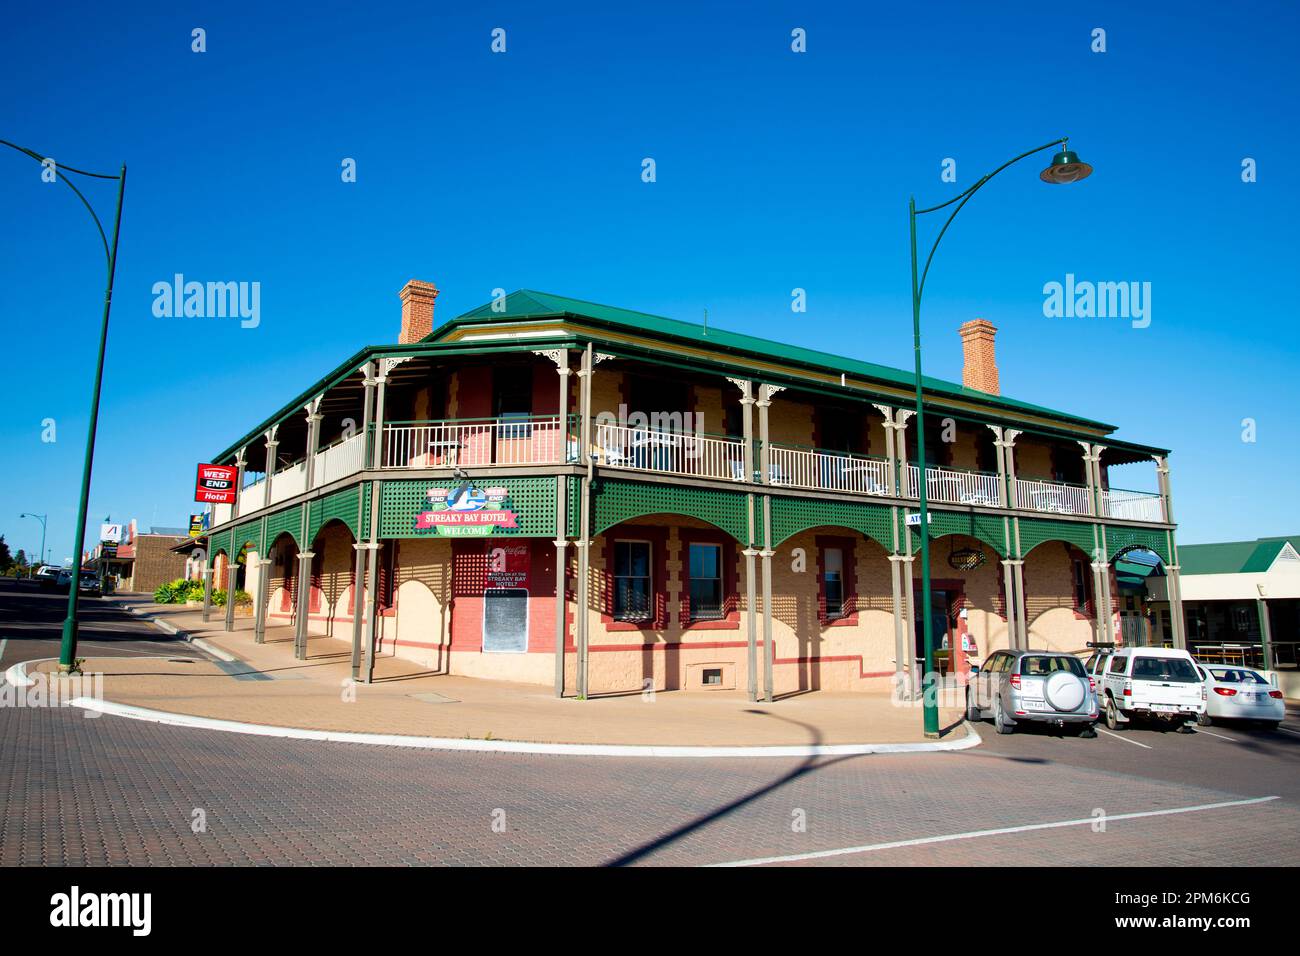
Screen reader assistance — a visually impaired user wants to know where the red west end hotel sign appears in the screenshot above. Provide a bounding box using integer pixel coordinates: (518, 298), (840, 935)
(195, 464), (239, 504)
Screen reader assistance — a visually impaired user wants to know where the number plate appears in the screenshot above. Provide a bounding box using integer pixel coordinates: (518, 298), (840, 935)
(1150, 704), (1178, 713)
(1023, 698), (1046, 709)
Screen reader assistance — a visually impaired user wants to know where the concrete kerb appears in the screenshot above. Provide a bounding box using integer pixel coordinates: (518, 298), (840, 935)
(66, 695), (985, 759)
(117, 600), (237, 663)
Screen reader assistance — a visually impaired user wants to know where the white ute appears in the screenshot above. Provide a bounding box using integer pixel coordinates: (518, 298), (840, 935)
(1100, 646), (1206, 733)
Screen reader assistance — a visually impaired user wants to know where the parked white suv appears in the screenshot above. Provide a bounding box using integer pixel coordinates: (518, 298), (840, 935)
(1100, 647), (1206, 732)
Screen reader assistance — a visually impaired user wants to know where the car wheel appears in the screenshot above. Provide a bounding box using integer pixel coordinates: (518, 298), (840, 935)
(1077, 723), (1098, 739)
(994, 697), (1014, 735)
(965, 688), (981, 722)
(1196, 712), (1212, 727)
(1262, 721), (1281, 732)
(1104, 696), (1120, 730)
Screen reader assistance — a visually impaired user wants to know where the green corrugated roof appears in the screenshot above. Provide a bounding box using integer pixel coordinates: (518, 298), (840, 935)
(1179, 536), (1300, 575)
(442, 290), (1116, 431)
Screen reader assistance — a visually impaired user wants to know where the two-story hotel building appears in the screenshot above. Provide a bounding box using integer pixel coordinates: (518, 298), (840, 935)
(195, 280), (1185, 701)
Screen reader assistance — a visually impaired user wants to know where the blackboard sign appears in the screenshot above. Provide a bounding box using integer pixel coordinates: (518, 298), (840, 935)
(483, 588), (529, 653)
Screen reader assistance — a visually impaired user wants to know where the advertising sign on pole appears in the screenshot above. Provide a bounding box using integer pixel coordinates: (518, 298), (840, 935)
(195, 464), (239, 504)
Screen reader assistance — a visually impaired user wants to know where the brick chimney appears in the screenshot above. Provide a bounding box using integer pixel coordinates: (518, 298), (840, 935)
(959, 318), (1000, 395)
(398, 279), (439, 344)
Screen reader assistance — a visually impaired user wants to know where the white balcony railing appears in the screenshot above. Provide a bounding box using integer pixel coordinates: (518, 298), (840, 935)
(1102, 487), (1165, 523)
(594, 423), (745, 481)
(269, 460), (307, 505)
(381, 416), (568, 469)
(768, 444), (891, 496)
(313, 431), (367, 487)
(905, 464), (1001, 507)
(1014, 477), (1092, 516)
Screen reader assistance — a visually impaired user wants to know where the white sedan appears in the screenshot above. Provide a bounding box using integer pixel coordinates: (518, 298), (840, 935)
(1194, 665), (1285, 729)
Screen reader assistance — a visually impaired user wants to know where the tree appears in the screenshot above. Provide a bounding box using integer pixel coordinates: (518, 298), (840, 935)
(0, 535), (11, 572)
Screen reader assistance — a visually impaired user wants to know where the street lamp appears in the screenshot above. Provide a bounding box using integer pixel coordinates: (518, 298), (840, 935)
(909, 138), (1092, 737)
(2, 139), (127, 673)
(19, 513), (47, 568)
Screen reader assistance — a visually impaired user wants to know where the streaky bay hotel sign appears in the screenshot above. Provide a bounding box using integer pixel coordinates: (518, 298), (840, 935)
(416, 485), (519, 537)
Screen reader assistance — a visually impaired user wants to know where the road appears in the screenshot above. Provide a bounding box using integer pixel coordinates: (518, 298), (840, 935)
(2, 578), (1297, 866)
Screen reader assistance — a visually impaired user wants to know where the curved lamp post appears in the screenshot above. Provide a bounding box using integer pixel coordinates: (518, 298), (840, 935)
(910, 139), (1091, 737)
(19, 512), (48, 568)
(2, 139), (126, 672)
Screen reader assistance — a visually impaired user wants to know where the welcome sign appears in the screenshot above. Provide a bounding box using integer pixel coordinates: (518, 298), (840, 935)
(416, 486), (519, 537)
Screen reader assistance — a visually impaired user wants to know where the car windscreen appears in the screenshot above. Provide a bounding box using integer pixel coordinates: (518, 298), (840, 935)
(1209, 669), (1267, 685)
(1131, 657), (1200, 682)
(1021, 655), (1085, 677)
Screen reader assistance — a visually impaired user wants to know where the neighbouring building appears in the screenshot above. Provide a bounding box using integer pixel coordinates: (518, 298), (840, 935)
(94, 521), (191, 593)
(1147, 535), (1299, 694)
(193, 281), (1184, 700)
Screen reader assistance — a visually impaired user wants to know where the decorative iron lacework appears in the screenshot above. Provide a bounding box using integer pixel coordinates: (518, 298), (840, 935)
(770, 496), (894, 551)
(1106, 525), (1170, 564)
(263, 503), (304, 548)
(908, 510), (1009, 557)
(308, 485), (363, 542)
(591, 477), (747, 541)
(1018, 517), (1096, 559)
(379, 477), (556, 538)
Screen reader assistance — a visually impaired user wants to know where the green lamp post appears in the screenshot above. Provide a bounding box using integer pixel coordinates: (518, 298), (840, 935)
(2, 139), (127, 673)
(910, 139), (1092, 737)
(19, 513), (48, 568)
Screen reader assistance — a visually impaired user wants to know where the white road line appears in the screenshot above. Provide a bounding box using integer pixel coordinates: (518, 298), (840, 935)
(1195, 728), (1238, 742)
(1274, 726), (1300, 738)
(708, 796), (1281, 867)
(0, 639), (7, 663)
(1096, 727), (1151, 749)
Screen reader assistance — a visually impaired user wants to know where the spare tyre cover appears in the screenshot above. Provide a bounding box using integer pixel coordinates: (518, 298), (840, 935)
(1044, 670), (1086, 711)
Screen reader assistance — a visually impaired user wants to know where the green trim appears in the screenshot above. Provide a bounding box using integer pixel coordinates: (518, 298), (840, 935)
(308, 485), (364, 542)
(264, 504), (305, 548)
(1105, 525), (1170, 564)
(591, 477), (746, 541)
(770, 496), (894, 551)
(908, 510), (1010, 557)
(1018, 517), (1097, 559)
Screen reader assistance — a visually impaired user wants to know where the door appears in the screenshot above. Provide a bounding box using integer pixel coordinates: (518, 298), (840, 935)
(913, 588), (955, 674)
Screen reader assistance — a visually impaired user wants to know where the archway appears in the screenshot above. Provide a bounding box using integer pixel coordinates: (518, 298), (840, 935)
(307, 518), (357, 640)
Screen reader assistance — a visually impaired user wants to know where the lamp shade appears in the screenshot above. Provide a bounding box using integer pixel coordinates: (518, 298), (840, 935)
(1040, 149), (1093, 184)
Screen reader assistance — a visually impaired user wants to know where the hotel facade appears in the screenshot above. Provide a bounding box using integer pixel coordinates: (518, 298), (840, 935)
(196, 282), (1185, 700)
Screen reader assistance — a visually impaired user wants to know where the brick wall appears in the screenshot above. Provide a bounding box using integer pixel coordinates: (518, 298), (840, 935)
(130, 535), (191, 593)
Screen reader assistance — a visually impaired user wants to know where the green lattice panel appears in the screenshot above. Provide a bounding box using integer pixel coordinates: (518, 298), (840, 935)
(379, 477), (556, 538)
(360, 482), (372, 540)
(1106, 525), (1170, 564)
(771, 496), (894, 551)
(908, 509), (1009, 557)
(230, 522), (260, 552)
(308, 485), (363, 542)
(207, 529), (232, 558)
(1018, 517), (1096, 559)
(567, 475), (581, 539)
(263, 503), (304, 548)
(592, 477), (746, 541)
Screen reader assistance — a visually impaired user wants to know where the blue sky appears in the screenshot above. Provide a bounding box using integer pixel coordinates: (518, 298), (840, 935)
(1, 0), (1297, 563)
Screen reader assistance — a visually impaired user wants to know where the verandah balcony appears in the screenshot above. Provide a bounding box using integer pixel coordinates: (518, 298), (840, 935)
(219, 415), (1166, 526)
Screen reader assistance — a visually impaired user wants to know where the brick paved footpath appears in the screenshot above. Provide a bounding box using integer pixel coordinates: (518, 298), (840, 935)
(21, 598), (966, 747)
